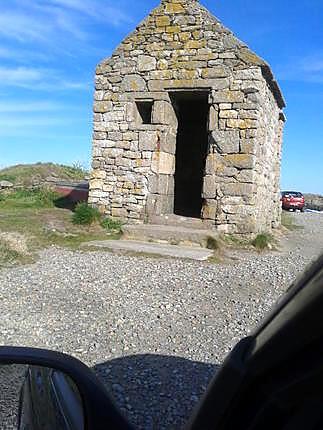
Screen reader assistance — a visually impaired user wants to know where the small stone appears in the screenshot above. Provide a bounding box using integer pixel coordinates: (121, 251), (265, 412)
(0, 180), (13, 189)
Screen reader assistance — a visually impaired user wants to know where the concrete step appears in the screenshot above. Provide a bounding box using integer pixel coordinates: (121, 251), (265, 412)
(82, 240), (214, 261)
(122, 223), (218, 248)
(149, 214), (212, 229)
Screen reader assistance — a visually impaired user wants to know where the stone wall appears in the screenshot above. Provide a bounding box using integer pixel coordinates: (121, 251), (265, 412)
(89, 0), (285, 234)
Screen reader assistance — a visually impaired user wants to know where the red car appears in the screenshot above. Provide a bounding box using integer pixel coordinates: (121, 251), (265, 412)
(281, 191), (305, 211)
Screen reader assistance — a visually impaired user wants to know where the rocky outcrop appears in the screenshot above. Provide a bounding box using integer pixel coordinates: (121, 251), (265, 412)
(304, 194), (323, 211)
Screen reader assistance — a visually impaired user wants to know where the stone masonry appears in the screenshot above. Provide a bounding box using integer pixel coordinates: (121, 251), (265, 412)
(89, 0), (286, 235)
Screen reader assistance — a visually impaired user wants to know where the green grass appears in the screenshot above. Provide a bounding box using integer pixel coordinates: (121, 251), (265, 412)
(0, 174), (16, 182)
(0, 188), (60, 209)
(0, 191), (121, 267)
(251, 233), (274, 250)
(101, 217), (123, 233)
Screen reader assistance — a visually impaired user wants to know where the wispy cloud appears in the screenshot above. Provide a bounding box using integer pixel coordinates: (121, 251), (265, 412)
(0, 12), (50, 43)
(303, 59), (323, 73)
(0, 66), (90, 91)
(0, 67), (43, 84)
(0, 101), (64, 113)
(0, 116), (78, 128)
(277, 53), (323, 84)
(0, 10), (89, 46)
(44, 0), (132, 26)
(0, 47), (51, 62)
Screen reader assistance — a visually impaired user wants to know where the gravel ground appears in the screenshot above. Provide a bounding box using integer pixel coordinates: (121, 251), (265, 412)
(0, 212), (322, 429)
(0, 365), (26, 430)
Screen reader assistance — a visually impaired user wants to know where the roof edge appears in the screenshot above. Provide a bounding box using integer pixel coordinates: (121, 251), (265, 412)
(261, 64), (286, 109)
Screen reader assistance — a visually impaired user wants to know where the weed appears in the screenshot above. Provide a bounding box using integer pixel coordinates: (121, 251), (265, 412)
(72, 203), (101, 225)
(0, 240), (20, 263)
(223, 234), (247, 246)
(206, 236), (220, 250)
(251, 233), (273, 250)
(208, 254), (221, 264)
(101, 217), (122, 232)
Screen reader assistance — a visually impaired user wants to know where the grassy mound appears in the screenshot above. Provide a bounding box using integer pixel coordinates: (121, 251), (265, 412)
(0, 162), (88, 186)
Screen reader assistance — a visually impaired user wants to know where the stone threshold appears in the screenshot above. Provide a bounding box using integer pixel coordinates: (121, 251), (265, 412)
(81, 240), (214, 261)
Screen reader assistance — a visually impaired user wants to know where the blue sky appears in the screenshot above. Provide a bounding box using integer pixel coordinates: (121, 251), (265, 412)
(0, 0), (322, 193)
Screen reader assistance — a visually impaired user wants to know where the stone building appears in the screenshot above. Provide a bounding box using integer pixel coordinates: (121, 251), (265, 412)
(89, 0), (285, 235)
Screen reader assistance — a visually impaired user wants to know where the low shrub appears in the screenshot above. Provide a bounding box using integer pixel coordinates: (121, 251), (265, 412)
(251, 233), (273, 250)
(101, 217), (122, 232)
(72, 203), (101, 225)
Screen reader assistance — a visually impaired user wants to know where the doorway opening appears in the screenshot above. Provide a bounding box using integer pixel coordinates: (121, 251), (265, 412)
(171, 91), (209, 218)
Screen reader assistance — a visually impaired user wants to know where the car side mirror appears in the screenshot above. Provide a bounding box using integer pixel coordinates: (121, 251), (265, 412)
(0, 347), (133, 430)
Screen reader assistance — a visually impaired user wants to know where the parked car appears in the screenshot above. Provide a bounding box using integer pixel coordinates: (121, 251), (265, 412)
(0, 253), (322, 429)
(281, 191), (305, 211)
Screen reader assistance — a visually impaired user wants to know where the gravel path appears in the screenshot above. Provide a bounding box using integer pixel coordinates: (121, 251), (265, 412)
(0, 212), (322, 429)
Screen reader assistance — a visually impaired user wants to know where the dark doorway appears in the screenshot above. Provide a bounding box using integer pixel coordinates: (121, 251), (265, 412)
(171, 92), (209, 218)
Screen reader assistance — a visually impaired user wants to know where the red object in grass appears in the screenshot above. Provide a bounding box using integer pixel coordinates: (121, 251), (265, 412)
(54, 182), (89, 203)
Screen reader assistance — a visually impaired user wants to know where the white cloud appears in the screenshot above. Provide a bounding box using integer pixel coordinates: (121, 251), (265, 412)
(0, 8), (88, 45)
(0, 101), (64, 113)
(0, 47), (50, 62)
(302, 59), (323, 73)
(0, 67), (43, 84)
(277, 54), (323, 84)
(45, 0), (132, 26)
(0, 117), (75, 127)
(0, 66), (90, 91)
(0, 12), (50, 43)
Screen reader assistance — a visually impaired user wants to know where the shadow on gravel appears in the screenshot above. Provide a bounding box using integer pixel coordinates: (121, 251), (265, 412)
(93, 354), (219, 430)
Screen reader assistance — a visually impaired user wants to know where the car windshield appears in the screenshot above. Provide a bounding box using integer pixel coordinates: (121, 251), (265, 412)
(1, 2), (323, 428)
(283, 192), (303, 197)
